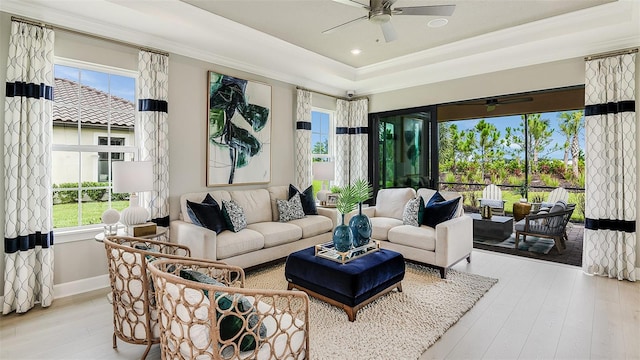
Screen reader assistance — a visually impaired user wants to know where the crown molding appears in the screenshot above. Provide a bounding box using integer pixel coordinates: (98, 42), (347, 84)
(1, 0), (638, 97)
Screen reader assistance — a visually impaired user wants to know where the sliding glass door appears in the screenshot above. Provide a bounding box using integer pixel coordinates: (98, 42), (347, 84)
(369, 106), (437, 195)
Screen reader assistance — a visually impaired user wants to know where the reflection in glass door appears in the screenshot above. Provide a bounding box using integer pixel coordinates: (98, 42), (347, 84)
(370, 106), (437, 193)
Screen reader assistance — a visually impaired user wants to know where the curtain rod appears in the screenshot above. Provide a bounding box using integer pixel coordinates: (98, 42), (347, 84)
(11, 16), (52, 29)
(10, 15), (169, 57)
(584, 47), (638, 61)
(296, 86), (369, 101)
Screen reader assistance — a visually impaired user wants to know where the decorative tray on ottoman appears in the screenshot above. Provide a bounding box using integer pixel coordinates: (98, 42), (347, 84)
(314, 240), (380, 264)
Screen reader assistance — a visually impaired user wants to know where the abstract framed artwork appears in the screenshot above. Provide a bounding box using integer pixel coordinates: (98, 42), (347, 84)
(206, 71), (272, 186)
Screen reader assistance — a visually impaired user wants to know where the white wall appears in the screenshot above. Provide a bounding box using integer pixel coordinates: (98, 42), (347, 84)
(167, 53), (296, 221)
(51, 127), (135, 184)
(1, 10), (638, 295)
(0, 13), (299, 291)
(369, 58), (586, 113)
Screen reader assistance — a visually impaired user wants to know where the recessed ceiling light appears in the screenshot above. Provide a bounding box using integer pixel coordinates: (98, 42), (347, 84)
(351, 48), (362, 55)
(427, 18), (448, 28)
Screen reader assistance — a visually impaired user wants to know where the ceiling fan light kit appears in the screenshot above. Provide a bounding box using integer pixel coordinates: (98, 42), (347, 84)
(325, 0), (456, 42)
(369, 9), (392, 24)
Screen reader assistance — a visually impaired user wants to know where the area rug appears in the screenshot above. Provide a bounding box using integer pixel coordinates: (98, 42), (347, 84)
(244, 262), (497, 360)
(474, 234), (555, 254)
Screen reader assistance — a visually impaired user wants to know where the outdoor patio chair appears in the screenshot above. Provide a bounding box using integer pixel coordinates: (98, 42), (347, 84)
(478, 184), (506, 216)
(514, 202), (575, 254)
(531, 187), (569, 213)
(147, 257), (310, 359)
(103, 236), (193, 359)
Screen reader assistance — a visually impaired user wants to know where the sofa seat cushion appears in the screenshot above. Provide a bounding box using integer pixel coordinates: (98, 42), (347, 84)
(288, 215), (332, 238)
(370, 217), (404, 241)
(247, 222), (302, 248)
(388, 225), (436, 251)
(216, 229), (265, 259)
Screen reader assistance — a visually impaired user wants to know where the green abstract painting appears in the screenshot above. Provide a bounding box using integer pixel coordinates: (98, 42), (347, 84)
(207, 71), (271, 186)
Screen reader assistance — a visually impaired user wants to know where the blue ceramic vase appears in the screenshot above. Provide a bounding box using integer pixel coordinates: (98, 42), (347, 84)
(333, 214), (353, 252)
(349, 203), (372, 247)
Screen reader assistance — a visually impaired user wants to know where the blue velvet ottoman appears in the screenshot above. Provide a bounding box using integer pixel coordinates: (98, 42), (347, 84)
(285, 246), (405, 321)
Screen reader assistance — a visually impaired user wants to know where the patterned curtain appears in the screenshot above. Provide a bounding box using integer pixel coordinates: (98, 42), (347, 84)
(3, 21), (55, 314)
(349, 98), (369, 181)
(335, 98), (369, 187)
(295, 89), (312, 189)
(138, 51), (170, 227)
(583, 52), (637, 282)
(335, 99), (350, 187)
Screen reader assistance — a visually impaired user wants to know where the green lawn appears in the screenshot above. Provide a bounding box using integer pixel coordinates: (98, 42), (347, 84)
(463, 190), (585, 222)
(53, 201), (129, 229)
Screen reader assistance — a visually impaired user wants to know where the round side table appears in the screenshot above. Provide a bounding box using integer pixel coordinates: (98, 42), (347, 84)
(513, 202), (532, 222)
(94, 226), (168, 242)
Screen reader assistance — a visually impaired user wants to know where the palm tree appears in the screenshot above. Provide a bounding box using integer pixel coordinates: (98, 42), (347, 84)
(558, 120), (571, 171)
(558, 111), (584, 178)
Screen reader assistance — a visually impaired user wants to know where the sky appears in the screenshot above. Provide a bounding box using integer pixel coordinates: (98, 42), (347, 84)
(449, 111), (585, 160)
(55, 64), (136, 102)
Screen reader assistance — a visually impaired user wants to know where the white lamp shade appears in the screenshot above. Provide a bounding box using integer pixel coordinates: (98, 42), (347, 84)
(312, 161), (335, 181)
(112, 161), (154, 193)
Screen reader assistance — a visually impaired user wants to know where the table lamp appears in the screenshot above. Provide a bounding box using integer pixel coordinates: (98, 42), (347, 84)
(312, 161), (335, 205)
(112, 161), (154, 228)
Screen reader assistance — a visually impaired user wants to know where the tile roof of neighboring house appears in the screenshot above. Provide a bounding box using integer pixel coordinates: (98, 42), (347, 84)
(53, 78), (135, 128)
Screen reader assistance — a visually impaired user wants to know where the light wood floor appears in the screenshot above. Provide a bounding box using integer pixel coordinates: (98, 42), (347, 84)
(1, 249), (638, 360)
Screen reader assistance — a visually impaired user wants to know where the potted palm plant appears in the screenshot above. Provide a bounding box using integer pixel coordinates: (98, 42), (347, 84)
(349, 179), (374, 247)
(333, 185), (358, 252)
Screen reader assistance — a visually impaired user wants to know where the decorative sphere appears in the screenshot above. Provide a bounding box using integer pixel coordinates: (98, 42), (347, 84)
(101, 209), (120, 225)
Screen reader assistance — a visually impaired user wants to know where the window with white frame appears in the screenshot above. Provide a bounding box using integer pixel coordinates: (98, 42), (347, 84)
(52, 59), (137, 230)
(311, 108), (334, 162)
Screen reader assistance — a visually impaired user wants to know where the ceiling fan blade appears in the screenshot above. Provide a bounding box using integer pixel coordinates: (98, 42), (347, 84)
(322, 15), (368, 34)
(380, 21), (397, 42)
(394, 5), (455, 16)
(332, 0), (370, 10)
(382, 0), (397, 8)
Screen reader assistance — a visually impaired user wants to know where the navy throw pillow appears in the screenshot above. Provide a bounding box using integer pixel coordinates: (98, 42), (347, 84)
(289, 184), (318, 215)
(186, 195), (228, 234)
(423, 192), (460, 228)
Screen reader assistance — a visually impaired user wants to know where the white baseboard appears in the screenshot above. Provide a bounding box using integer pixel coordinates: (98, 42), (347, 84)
(53, 274), (110, 299)
(0, 275), (108, 305)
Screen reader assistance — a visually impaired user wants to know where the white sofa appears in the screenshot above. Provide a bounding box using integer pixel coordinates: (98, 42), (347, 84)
(170, 186), (334, 269)
(348, 187), (473, 278)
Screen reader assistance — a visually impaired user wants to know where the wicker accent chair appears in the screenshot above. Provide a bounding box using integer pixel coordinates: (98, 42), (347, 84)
(147, 258), (310, 359)
(103, 236), (192, 359)
(478, 184), (506, 216)
(514, 203), (575, 254)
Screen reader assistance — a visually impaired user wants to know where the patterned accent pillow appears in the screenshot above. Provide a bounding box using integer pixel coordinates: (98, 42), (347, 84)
(277, 193), (306, 222)
(289, 184), (318, 215)
(402, 197), (421, 227)
(222, 200), (247, 232)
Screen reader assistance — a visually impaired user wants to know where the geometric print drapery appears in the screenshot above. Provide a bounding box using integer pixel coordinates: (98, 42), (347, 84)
(583, 52), (637, 282)
(335, 98), (369, 187)
(138, 51), (170, 227)
(3, 21), (55, 314)
(294, 89), (312, 190)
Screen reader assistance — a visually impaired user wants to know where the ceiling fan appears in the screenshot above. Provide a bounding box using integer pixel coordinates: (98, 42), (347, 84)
(459, 97), (534, 112)
(323, 0), (456, 42)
